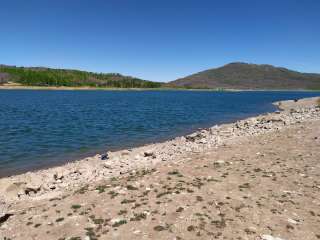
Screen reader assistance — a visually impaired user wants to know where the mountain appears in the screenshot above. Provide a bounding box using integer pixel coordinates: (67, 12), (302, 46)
(167, 62), (320, 90)
(0, 65), (162, 88)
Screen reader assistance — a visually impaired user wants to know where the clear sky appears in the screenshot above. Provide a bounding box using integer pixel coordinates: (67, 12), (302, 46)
(1, 0), (319, 82)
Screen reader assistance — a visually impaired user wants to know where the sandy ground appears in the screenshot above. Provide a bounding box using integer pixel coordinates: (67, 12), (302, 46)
(0, 97), (319, 240)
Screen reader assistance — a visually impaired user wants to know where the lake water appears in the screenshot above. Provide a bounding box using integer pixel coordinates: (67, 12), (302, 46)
(0, 90), (319, 177)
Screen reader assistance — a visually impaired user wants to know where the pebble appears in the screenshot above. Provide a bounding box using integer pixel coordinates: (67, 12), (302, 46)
(261, 235), (285, 240)
(133, 230), (141, 234)
(287, 218), (298, 224)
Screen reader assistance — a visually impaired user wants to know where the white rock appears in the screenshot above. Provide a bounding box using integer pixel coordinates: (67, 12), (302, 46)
(111, 218), (123, 224)
(261, 235), (285, 240)
(214, 160), (225, 165)
(287, 218), (298, 224)
(103, 162), (112, 169)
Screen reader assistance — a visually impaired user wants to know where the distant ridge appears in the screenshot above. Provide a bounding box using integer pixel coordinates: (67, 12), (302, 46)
(167, 62), (320, 90)
(2, 63), (320, 90)
(0, 65), (162, 88)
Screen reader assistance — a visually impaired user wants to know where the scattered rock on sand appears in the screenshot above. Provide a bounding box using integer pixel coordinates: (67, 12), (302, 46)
(1, 97), (320, 240)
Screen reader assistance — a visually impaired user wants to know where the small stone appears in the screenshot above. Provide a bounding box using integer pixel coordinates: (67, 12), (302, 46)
(101, 153), (108, 160)
(103, 162), (112, 169)
(261, 234), (285, 240)
(186, 132), (203, 142)
(287, 218), (298, 224)
(53, 171), (64, 180)
(0, 206), (13, 225)
(110, 218), (122, 224)
(24, 185), (41, 195)
(214, 160), (225, 165)
(144, 151), (155, 158)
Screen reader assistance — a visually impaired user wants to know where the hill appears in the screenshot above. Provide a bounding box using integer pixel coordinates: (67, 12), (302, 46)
(0, 65), (162, 88)
(167, 62), (320, 90)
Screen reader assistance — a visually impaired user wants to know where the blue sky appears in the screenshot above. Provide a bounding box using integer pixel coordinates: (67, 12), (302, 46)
(1, 0), (319, 82)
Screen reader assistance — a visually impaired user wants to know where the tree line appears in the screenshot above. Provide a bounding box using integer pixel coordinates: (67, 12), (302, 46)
(0, 66), (162, 88)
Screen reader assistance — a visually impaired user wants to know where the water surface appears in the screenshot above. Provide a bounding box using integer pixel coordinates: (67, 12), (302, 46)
(0, 90), (319, 177)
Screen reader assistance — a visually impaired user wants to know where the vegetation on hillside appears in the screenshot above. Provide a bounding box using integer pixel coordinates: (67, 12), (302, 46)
(168, 62), (320, 90)
(2, 63), (320, 90)
(0, 65), (162, 88)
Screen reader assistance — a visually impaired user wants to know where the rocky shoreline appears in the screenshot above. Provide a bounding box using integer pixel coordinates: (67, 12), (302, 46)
(1, 96), (319, 240)
(0, 97), (318, 202)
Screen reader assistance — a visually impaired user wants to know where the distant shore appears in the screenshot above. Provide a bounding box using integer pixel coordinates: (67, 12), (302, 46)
(0, 84), (320, 92)
(0, 84), (161, 91)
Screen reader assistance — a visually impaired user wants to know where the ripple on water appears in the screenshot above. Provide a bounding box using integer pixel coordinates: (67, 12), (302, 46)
(0, 90), (319, 176)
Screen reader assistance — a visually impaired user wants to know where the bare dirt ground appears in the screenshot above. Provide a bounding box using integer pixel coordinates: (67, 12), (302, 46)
(1, 98), (319, 240)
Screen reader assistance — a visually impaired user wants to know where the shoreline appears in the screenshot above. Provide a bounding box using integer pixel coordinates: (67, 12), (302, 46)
(0, 103), (278, 179)
(1, 96), (319, 240)
(0, 97), (319, 200)
(0, 97), (280, 178)
(1, 84), (320, 92)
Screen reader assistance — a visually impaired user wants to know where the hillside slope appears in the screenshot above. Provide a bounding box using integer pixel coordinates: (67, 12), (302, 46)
(168, 62), (320, 90)
(0, 65), (162, 88)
